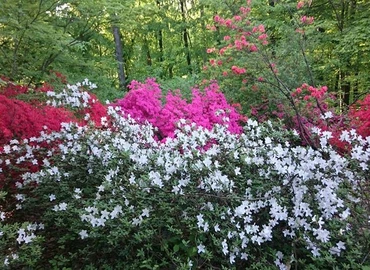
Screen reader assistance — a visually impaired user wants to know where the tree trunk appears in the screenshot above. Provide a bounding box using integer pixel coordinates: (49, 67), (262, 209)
(112, 25), (126, 90)
(183, 29), (192, 72)
(144, 36), (152, 66)
(353, 72), (359, 103)
(200, 5), (207, 65)
(341, 70), (350, 107)
(158, 30), (164, 62)
(156, 0), (164, 63)
(179, 0), (192, 74)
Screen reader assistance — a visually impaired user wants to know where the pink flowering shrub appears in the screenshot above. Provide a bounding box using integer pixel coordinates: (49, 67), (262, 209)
(202, 3), (274, 114)
(115, 78), (162, 124)
(200, 1), (370, 152)
(114, 78), (245, 139)
(249, 82), (354, 151)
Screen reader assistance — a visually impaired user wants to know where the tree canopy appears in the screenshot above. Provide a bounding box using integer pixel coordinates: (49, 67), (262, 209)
(0, 0), (369, 104)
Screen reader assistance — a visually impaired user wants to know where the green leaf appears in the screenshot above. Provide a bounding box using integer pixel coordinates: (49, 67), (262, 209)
(173, 244), (180, 252)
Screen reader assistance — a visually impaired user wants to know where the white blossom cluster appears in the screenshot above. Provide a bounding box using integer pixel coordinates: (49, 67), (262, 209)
(0, 103), (369, 268)
(0, 222), (44, 266)
(46, 79), (97, 108)
(15, 223), (44, 244)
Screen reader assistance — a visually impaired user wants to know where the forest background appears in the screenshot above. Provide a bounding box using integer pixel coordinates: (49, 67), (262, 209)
(1, 0), (369, 108)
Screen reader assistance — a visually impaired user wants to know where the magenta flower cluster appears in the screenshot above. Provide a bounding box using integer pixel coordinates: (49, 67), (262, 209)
(114, 78), (245, 139)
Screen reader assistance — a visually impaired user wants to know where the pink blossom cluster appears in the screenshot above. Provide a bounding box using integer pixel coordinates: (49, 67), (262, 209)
(300, 16), (314, 25)
(209, 59), (223, 66)
(297, 1), (305, 9)
(231, 66), (246, 75)
(115, 78), (162, 125)
(213, 4), (252, 30)
(252, 24), (265, 33)
(234, 36), (249, 50)
(292, 83), (328, 100)
(204, 4), (269, 85)
(114, 79), (245, 139)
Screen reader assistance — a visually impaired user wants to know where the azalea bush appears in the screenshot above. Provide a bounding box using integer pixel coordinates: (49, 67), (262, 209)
(349, 94), (370, 138)
(201, 0), (303, 114)
(252, 81), (370, 152)
(0, 95), (74, 145)
(0, 78), (109, 222)
(200, 0), (370, 151)
(0, 78), (107, 146)
(0, 81), (74, 145)
(114, 78), (245, 140)
(0, 80), (369, 268)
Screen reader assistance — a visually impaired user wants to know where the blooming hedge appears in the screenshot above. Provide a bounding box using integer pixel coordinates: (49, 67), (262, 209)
(0, 81), (369, 268)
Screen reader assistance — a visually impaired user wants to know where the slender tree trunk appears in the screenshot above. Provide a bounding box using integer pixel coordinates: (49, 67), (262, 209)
(353, 72), (359, 103)
(328, 0), (348, 107)
(179, 0), (192, 73)
(341, 70), (351, 107)
(169, 64), (173, 78)
(158, 30), (164, 62)
(156, 0), (164, 63)
(200, 5), (207, 65)
(349, 0), (358, 104)
(334, 71), (340, 93)
(144, 36), (152, 66)
(183, 29), (192, 72)
(112, 25), (126, 90)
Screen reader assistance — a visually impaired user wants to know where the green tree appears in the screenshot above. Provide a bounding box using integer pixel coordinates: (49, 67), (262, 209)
(308, 0), (370, 106)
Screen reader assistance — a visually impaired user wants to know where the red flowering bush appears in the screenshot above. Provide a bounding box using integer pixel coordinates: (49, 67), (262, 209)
(250, 83), (370, 153)
(0, 79), (108, 145)
(114, 78), (245, 139)
(0, 95), (74, 145)
(0, 77), (108, 193)
(289, 84), (351, 150)
(0, 83), (29, 98)
(79, 93), (109, 127)
(349, 94), (370, 138)
(249, 82), (353, 149)
(0, 94), (74, 193)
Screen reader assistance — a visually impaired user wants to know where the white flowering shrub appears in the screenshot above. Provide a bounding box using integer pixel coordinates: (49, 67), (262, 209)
(0, 102), (369, 268)
(46, 78), (98, 109)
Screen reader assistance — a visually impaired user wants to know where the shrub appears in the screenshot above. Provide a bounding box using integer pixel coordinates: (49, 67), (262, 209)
(0, 95), (75, 145)
(114, 78), (245, 139)
(1, 105), (369, 269)
(349, 94), (370, 138)
(0, 78), (108, 146)
(0, 78), (108, 221)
